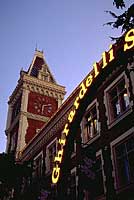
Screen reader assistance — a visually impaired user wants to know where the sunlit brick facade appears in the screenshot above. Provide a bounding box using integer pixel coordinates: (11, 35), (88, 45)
(5, 50), (65, 159)
(5, 30), (134, 200)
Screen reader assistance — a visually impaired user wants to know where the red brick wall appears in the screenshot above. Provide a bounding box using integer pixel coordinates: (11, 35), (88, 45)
(25, 118), (45, 144)
(26, 91), (58, 143)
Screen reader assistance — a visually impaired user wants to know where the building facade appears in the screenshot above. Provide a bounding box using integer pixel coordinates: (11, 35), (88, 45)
(5, 29), (134, 200)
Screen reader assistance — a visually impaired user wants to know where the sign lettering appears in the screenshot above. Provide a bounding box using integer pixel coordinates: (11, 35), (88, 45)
(52, 28), (134, 184)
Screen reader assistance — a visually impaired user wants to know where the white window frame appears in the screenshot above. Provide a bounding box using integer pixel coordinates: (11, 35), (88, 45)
(96, 150), (106, 196)
(33, 151), (43, 178)
(110, 127), (134, 190)
(104, 72), (131, 128)
(45, 137), (57, 174)
(81, 99), (100, 146)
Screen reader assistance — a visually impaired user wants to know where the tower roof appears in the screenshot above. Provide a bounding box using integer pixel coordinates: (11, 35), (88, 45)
(27, 49), (57, 84)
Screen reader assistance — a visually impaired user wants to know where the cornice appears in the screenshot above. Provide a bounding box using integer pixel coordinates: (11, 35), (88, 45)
(21, 111), (49, 122)
(22, 82), (64, 101)
(8, 72), (66, 105)
(22, 74), (66, 95)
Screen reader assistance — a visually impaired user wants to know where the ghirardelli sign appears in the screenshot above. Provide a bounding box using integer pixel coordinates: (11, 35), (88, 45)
(52, 28), (134, 184)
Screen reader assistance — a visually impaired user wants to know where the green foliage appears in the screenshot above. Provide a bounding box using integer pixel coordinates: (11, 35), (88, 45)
(0, 153), (32, 186)
(105, 1), (134, 40)
(0, 153), (33, 199)
(106, 4), (134, 32)
(113, 0), (125, 9)
(0, 153), (15, 185)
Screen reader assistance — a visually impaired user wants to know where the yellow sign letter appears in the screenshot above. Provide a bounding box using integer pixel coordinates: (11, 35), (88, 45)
(52, 165), (60, 184)
(124, 29), (134, 51)
(79, 82), (87, 99)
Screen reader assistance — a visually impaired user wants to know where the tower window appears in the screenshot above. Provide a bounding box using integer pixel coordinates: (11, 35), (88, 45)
(108, 78), (129, 122)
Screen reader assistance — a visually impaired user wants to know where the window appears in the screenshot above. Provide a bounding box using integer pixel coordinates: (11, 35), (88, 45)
(48, 143), (56, 171)
(45, 139), (57, 173)
(114, 136), (134, 188)
(95, 157), (104, 197)
(82, 156), (104, 199)
(108, 78), (129, 122)
(34, 154), (42, 178)
(83, 104), (98, 143)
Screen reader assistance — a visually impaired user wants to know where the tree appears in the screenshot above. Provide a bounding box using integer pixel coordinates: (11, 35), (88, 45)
(0, 152), (15, 185)
(0, 152), (33, 200)
(105, 0), (134, 40)
(113, 0), (125, 9)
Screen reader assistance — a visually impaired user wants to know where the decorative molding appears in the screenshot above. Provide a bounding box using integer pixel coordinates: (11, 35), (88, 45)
(9, 87), (23, 105)
(23, 74), (65, 95)
(21, 111), (49, 122)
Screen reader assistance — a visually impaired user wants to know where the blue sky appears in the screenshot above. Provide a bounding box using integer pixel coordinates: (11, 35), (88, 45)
(0, 0), (133, 152)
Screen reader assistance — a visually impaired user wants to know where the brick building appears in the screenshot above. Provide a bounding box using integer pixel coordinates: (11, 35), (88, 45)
(5, 29), (134, 200)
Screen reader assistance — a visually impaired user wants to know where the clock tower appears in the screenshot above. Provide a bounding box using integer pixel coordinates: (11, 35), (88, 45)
(5, 50), (66, 159)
